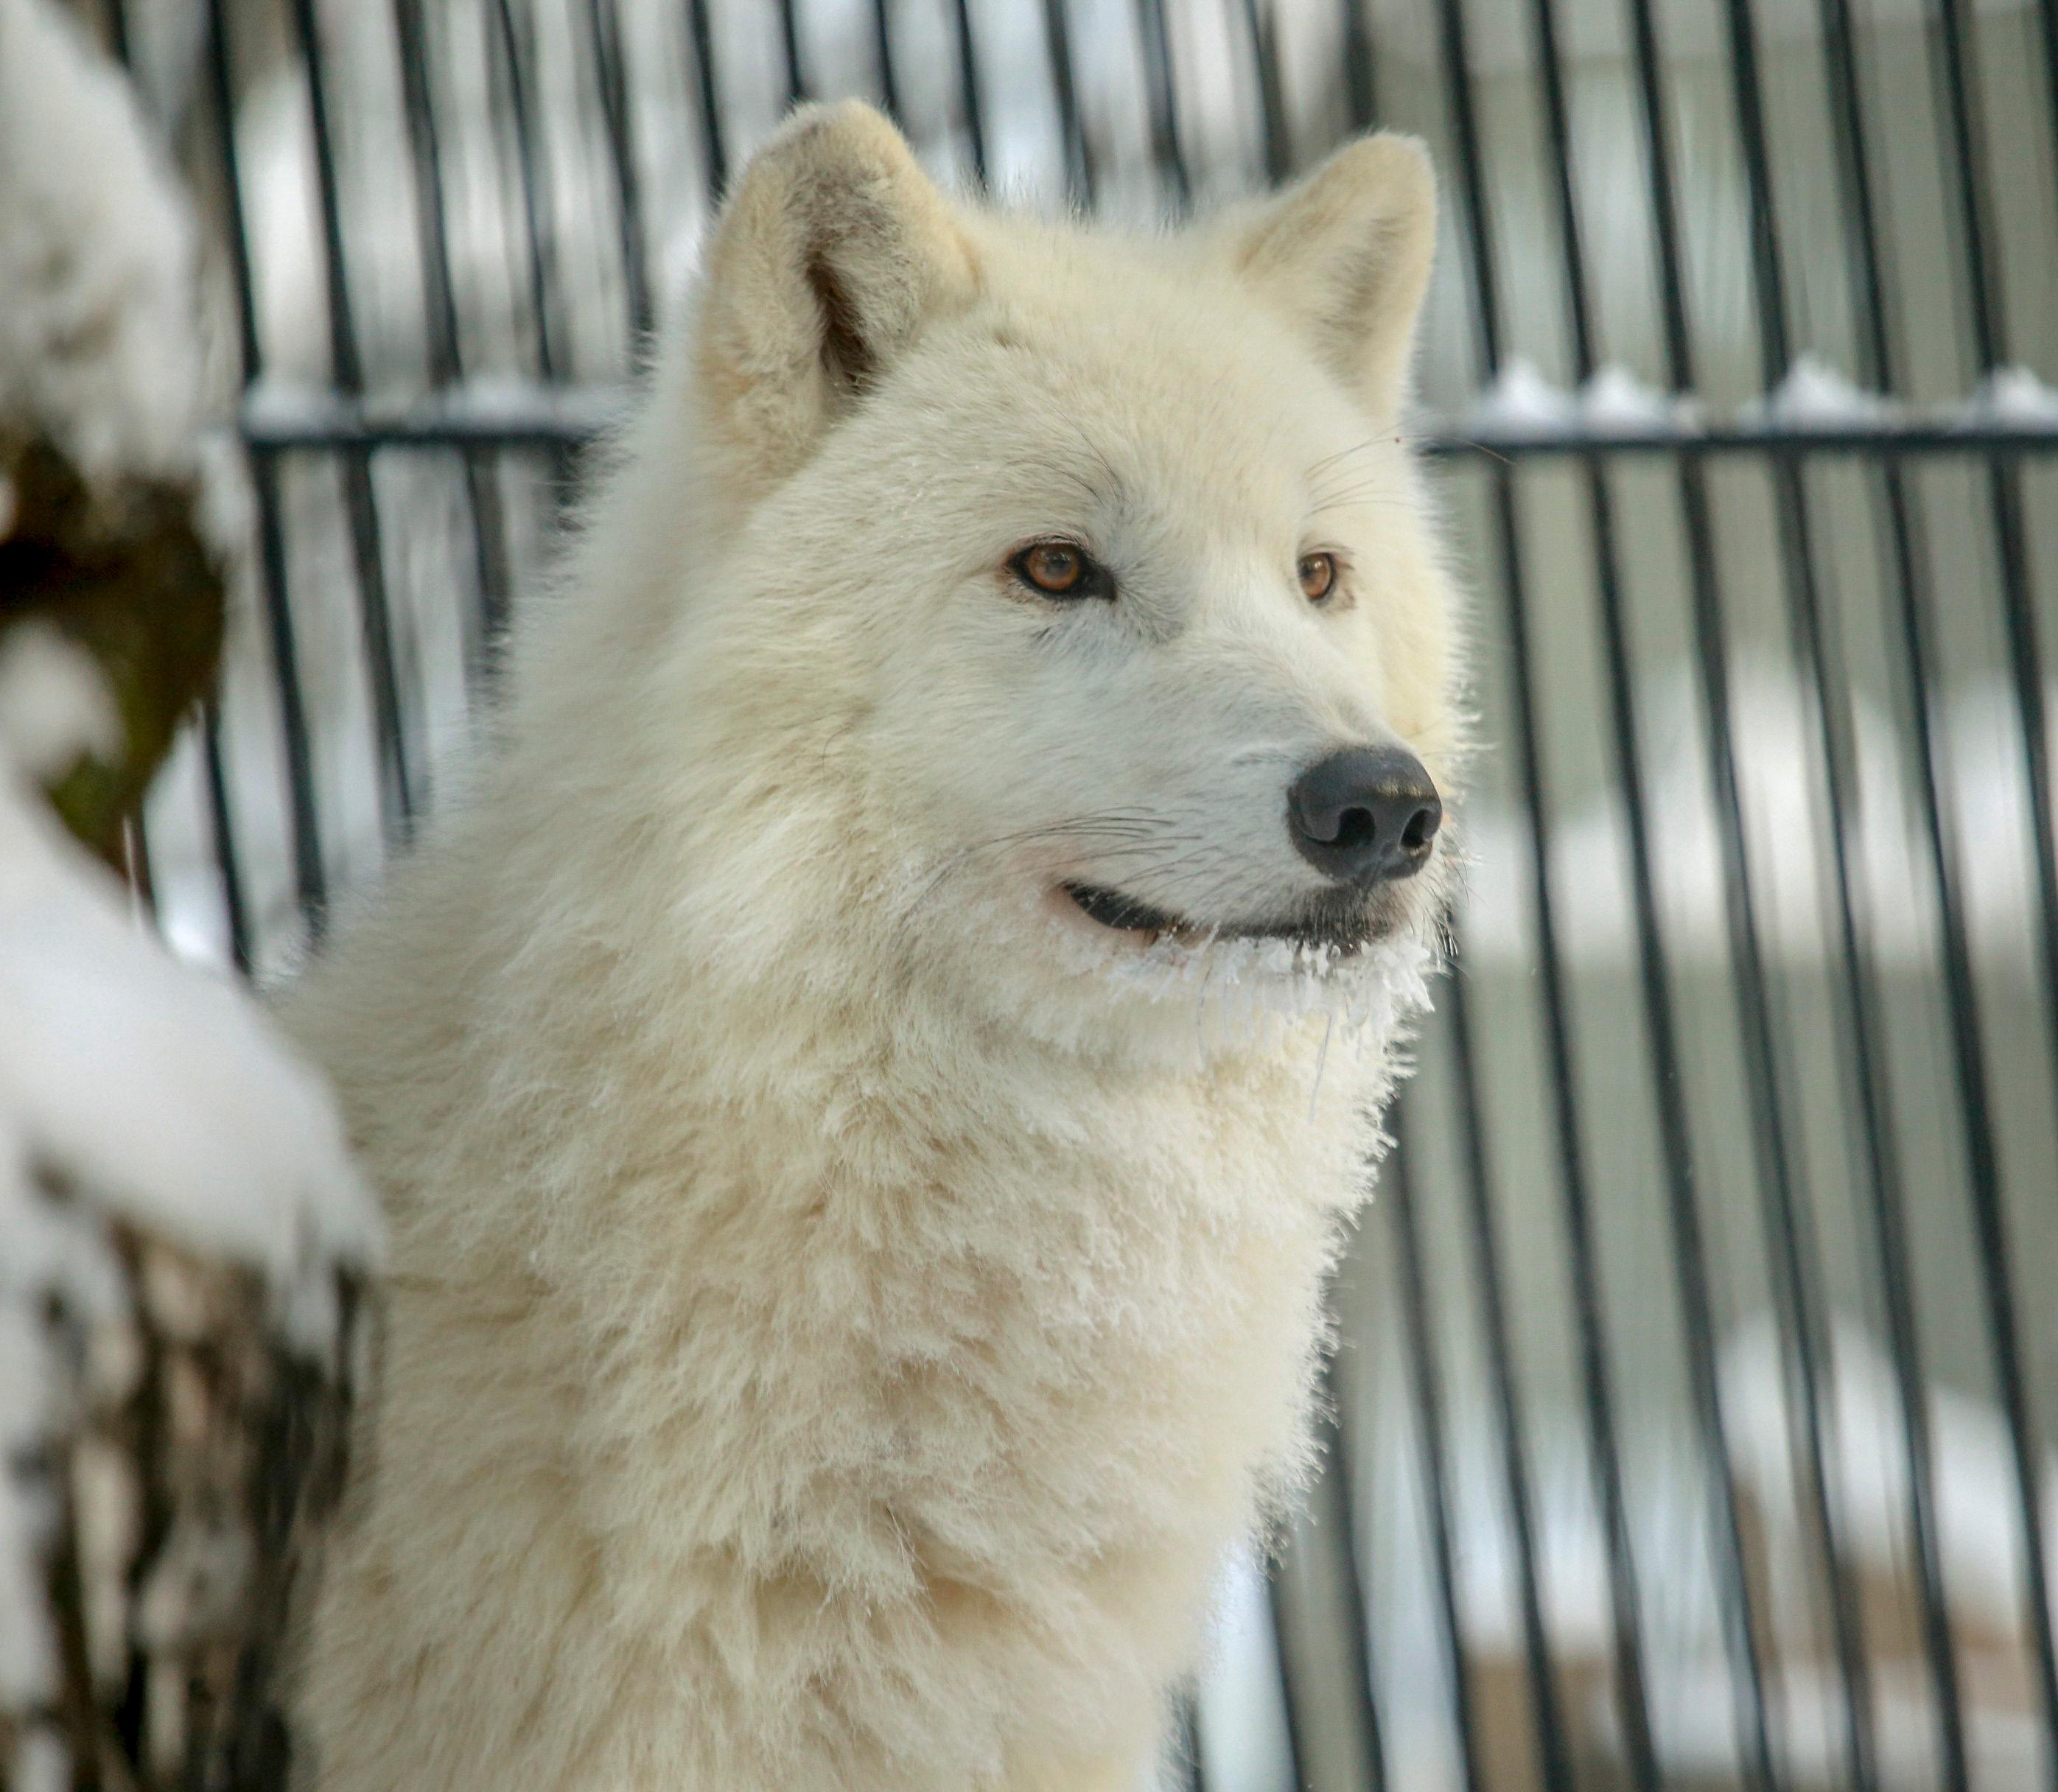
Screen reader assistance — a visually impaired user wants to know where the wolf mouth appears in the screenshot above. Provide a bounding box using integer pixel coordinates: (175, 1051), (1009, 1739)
(1063, 881), (1385, 953)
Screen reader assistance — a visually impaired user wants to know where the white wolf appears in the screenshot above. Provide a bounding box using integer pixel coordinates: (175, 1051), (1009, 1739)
(287, 102), (1463, 1792)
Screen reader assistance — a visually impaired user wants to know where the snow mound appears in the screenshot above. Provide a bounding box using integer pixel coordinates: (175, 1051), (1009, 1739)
(0, 0), (206, 484)
(1967, 365), (2058, 428)
(0, 632), (382, 1339)
(1746, 354), (1891, 427)
(1471, 358), (1581, 435)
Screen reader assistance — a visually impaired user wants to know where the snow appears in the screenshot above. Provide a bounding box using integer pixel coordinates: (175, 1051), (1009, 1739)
(0, 631), (379, 1726)
(0, 0), (206, 483)
(1746, 354), (1891, 427)
(1464, 360), (1698, 439)
(0, 631), (380, 1327)
(1967, 365), (2058, 428)
(1579, 363), (1694, 433)
(0, 623), (120, 780)
(1470, 357), (1582, 435)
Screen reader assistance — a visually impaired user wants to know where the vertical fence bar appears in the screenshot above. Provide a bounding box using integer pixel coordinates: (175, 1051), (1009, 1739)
(1447, 0), (1780, 1782)
(581, 0), (654, 343)
(1133, 0), (1189, 210)
(392, 0), (515, 665)
(206, 0), (326, 933)
(1432, 0), (1670, 1777)
(1701, 6), (1881, 1785)
(1261, 1573), (1313, 1792)
(1268, 1348), (1391, 1792)
(1385, 1109), (1487, 1792)
(948, 0), (987, 185)
(1815, 1), (1976, 1778)
(198, 697), (251, 975)
(1337, 0), (1375, 134)
(1175, 1690), (1208, 1792)
(1477, 445), (1662, 1792)
(1927, 4), (2058, 1771)
(1317, 1365), (1390, 1792)
(490, 0), (570, 382)
(286, 0), (421, 842)
(1929, 0), (2058, 1119)
(1441, 956), (1577, 1792)
(776, 0), (807, 106)
(1238, 0), (1290, 186)
(867, 0), (901, 123)
(685, 0), (728, 195)
(1037, 0), (1093, 204)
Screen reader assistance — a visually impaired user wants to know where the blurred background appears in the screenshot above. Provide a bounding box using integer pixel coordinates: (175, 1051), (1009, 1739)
(26, 0), (2058, 1785)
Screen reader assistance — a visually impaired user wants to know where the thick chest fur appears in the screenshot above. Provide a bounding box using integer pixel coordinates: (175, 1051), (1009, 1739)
(307, 1012), (1378, 1791)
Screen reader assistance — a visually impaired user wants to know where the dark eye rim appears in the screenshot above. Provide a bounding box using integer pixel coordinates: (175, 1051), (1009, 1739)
(1009, 539), (1116, 602)
(1298, 550), (1340, 605)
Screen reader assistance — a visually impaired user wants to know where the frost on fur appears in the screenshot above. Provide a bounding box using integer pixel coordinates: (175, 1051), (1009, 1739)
(290, 103), (1463, 1792)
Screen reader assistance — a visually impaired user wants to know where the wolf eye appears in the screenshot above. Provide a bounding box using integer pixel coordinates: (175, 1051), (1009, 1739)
(1011, 541), (1110, 601)
(1299, 552), (1339, 605)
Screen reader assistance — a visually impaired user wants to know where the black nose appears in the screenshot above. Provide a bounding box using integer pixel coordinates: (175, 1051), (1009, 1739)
(1287, 746), (1442, 886)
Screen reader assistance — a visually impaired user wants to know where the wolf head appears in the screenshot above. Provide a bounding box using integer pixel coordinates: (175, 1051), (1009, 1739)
(542, 103), (1461, 1059)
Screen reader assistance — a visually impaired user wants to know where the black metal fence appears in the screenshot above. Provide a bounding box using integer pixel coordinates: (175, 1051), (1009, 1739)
(96, 0), (2058, 1785)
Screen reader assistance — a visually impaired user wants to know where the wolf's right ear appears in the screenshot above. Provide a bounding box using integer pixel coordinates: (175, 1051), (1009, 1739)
(1217, 133), (1436, 424)
(693, 102), (978, 510)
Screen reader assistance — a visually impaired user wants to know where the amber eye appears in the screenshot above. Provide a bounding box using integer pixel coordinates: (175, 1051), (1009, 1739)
(1010, 541), (1111, 601)
(1299, 551), (1339, 605)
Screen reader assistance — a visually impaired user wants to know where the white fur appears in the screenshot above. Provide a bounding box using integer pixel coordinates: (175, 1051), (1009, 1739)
(288, 104), (1464, 1792)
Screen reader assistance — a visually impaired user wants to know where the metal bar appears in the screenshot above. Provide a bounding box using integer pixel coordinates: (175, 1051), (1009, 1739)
(1316, 1363), (1390, 1792)
(234, 389), (2058, 456)
(867, 0), (900, 123)
(286, 0), (419, 841)
(1927, 3), (2058, 1768)
(685, 0), (728, 195)
(581, 0), (654, 340)
(1931, 0), (2058, 1137)
(487, 0), (578, 511)
(1611, 10), (1785, 1780)
(777, 0), (807, 107)
(1267, 1348), (1390, 1792)
(124, 811), (156, 914)
(949, 0), (988, 185)
(2044, 0), (2058, 245)
(1337, 0), (1375, 133)
(1385, 1110), (1486, 1792)
(1441, 956), (1577, 1792)
(1816, 0), (1977, 1777)
(1478, 448), (1662, 1792)
(1452, 0), (1780, 1779)
(204, 0), (325, 929)
(1133, 0), (1189, 210)
(199, 697), (251, 976)
(102, 0), (131, 68)
(392, 0), (514, 665)
(1239, 0), (1291, 184)
(1176, 1689), (1208, 1792)
(1705, 6), (1880, 1785)
(1261, 1574), (1312, 1792)
(490, 0), (570, 382)
(1038, 0), (1093, 205)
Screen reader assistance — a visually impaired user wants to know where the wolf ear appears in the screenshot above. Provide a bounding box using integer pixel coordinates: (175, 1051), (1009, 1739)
(1220, 133), (1436, 422)
(693, 102), (978, 508)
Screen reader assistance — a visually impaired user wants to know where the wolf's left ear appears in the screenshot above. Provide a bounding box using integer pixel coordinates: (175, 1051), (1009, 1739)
(1219, 133), (1436, 422)
(693, 102), (979, 508)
